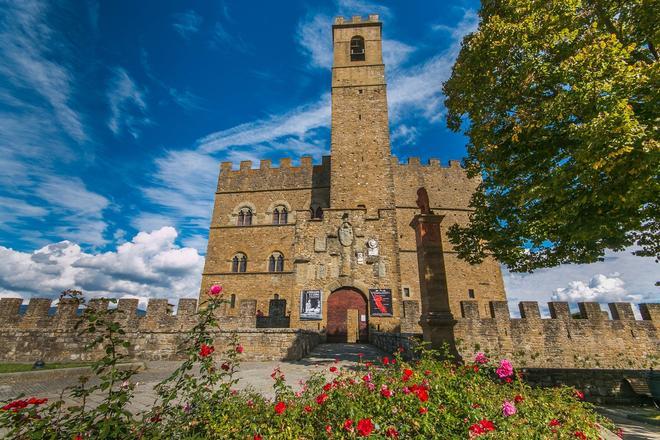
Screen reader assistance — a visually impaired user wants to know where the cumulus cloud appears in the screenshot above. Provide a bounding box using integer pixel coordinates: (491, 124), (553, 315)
(107, 67), (150, 138)
(551, 274), (638, 303)
(0, 227), (204, 304)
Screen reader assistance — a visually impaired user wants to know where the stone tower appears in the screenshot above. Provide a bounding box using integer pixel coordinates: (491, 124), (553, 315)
(330, 15), (396, 214)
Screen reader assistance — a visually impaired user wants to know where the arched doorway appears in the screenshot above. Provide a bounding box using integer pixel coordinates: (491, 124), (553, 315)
(326, 287), (368, 343)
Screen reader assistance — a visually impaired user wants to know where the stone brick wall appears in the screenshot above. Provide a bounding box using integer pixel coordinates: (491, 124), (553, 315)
(0, 298), (322, 363)
(455, 300), (659, 369)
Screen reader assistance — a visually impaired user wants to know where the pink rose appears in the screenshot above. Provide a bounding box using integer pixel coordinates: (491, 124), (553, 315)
(496, 359), (514, 379)
(474, 352), (488, 364)
(502, 400), (516, 417)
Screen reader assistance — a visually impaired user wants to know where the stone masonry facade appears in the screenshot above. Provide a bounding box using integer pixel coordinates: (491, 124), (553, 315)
(199, 15), (506, 341)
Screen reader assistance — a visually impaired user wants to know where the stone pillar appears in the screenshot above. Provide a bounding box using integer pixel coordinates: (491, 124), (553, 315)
(410, 213), (460, 360)
(346, 309), (359, 343)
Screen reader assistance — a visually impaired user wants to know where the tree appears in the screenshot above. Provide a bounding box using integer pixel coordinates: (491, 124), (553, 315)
(443, 0), (659, 272)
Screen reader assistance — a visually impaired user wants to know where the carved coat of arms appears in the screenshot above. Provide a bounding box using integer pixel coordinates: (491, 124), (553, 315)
(338, 222), (354, 246)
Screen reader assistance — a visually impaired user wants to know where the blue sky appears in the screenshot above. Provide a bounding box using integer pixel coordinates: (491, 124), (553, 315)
(0, 0), (657, 311)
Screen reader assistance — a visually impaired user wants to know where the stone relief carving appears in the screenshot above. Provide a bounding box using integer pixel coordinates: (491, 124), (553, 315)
(338, 222), (354, 247)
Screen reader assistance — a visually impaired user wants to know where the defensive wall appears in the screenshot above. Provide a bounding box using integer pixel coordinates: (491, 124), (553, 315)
(372, 299), (659, 402)
(0, 298), (321, 363)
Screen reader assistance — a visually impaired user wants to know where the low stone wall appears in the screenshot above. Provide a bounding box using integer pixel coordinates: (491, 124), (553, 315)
(0, 328), (322, 363)
(521, 368), (653, 404)
(370, 331), (422, 359)
(0, 298), (322, 363)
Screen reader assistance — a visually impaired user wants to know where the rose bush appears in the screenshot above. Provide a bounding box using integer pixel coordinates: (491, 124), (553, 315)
(0, 287), (618, 439)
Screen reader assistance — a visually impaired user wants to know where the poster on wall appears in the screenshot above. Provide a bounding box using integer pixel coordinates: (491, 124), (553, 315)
(300, 290), (322, 320)
(369, 289), (393, 317)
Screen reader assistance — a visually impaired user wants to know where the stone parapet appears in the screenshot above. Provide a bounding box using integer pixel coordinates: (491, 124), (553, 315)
(0, 296), (322, 363)
(455, 300), (659, 370)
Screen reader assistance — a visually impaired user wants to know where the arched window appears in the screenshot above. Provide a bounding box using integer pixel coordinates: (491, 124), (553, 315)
(232, 253), (247, 273)
(273, 205), (288, 224)
(237, 207), (252, 226)
(230, 294), (236, 308)
(350, 36), (365, 61)
(268, 252), (284, 272)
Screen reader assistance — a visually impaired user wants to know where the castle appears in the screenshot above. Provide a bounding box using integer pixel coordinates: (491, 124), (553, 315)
(0, 16), (657, 400)
(199, 14), (506, 341)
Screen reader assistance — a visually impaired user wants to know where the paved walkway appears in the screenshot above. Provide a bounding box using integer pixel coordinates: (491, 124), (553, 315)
(2, 343), (659, 439)
(0, 343), (384, 413)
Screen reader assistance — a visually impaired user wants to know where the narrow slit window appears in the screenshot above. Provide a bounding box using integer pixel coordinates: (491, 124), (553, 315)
(468, 289), (475, 299)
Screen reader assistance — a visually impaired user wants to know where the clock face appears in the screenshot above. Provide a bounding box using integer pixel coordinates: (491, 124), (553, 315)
(367, 239), (378, 249)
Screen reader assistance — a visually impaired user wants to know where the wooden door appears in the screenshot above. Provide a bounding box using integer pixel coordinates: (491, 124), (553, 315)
(326, 288), (368, 342)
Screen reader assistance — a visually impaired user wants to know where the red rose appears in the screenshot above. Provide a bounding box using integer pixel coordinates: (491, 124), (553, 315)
(330, 366), (338, 373)
(471, 403), (480, 408)
(424, 370), (432, 376)
(323, 383), (333, 392)
(304, 405), (312, 413)
(574, 432), (587, 440)
(514, 394), (524, 403)
(382, 356), (390, 365)
(380, 387), (394, 398)
(274, 401), (286, 415)
(199, 344), (214, 358)
(221, 362), (230, 371)
(316, 393), (329, 405)
(416, 389), (429, 402)
(385, 427), (399, 438)
(419, 407), (428, 414)
(344, 419), (354, 432)
(574, 390), (585, 400)
(74, 436), (83, 440)
(236, 345), (244, 354)
(505, 377), (513, 383)
(549, 419), (561, 427)
(469, 419), (495, 436)
(356, 418), (375, 436)
(325, 425), (332, 434)
(253, 436), (262, 440)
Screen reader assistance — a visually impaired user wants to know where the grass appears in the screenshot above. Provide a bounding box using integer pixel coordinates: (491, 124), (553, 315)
(0, 362), (92, 374)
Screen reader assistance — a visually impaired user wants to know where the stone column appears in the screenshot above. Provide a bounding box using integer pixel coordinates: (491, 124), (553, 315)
(410, 214), (460, 360)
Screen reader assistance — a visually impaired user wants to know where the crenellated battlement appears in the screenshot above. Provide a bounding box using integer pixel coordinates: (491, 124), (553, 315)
(0, 297), (201, 332)
(220, 156), (330, 174)
(217, 155), (331, 193)
(458, 300), (659, 322)
(334, 14), (380, 25)
(392, 156), (463, 169)
(454, 300), (659, 370)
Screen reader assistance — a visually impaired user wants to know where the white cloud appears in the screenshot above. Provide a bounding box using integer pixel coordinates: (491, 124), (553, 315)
(503, 247), (659, 317)
(0, 227), (204, 302)
(172, 10), (202, 39)
(0, 0), (87, 143)
(391, 124), (419, 146)
(551, 274), (638, 303)
(198, 95), (331, 153)
(387, 9), (478, 123)
(107, 67), (150, 138)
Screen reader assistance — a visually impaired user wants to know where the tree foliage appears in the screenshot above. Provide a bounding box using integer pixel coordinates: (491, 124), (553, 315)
(443, 0), (659, 271)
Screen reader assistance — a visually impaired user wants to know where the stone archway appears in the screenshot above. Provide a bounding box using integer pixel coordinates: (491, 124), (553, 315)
(326, 287), (368, 343)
